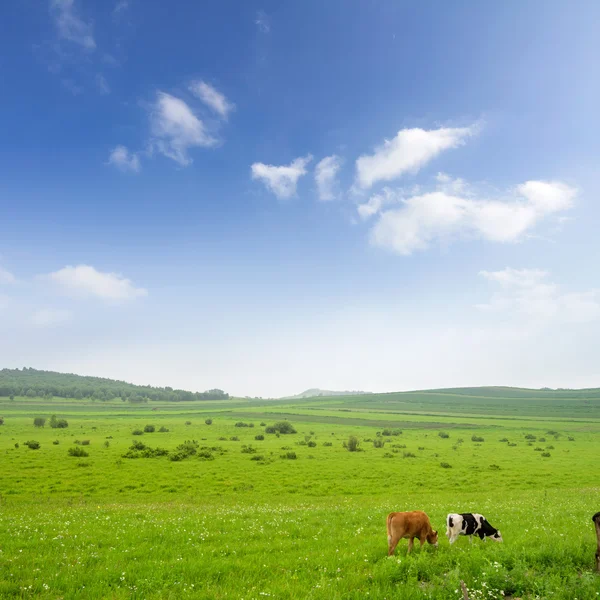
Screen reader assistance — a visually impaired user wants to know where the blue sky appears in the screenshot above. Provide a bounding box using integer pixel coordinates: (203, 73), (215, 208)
(1, 0), (599, 397)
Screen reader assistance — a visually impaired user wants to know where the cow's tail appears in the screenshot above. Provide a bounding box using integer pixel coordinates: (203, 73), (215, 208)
(386, 512), (394, 544)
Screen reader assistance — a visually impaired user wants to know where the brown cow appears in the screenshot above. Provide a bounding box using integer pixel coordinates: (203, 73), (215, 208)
(386, 510), (438, 555)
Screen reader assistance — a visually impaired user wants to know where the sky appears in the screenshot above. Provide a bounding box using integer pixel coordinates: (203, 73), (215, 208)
(1, 0), (599, 397)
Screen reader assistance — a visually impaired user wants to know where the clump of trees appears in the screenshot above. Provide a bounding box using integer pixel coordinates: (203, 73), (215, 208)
(344, 435), (360, 452)
(265, 421), (296, 434)
(0, 367), (229, 403)
(68, 446), (88, 457)
(34, 417), (46, 428)
(144, 425), (155, 433)
(25, 440), (40, 450)
(49, 415), (68, 429)
(471, 435), (485, 442)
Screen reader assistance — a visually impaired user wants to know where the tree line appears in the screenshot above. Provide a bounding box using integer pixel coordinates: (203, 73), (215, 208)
(0, 368), (229, 402)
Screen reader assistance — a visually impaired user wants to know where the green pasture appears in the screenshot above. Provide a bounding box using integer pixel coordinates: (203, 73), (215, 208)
(1, 392), (599, 599)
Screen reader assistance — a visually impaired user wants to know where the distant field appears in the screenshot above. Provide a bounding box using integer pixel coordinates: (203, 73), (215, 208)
(1, 390), (599, 599)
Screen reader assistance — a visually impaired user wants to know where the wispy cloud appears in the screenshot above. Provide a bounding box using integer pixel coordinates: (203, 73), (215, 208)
(113, 0), (129, 16)
(149, 92), (216, 166)
(189, 81), (235, 120)
(50, 0), (96, 50)
(478, 268), (600, 324)
(61, 78), (83, 95)
(107, 146), (141, 173)
(355, 125), (478, 189)
(251, 155), (313, 199)
(0, 266), (16, 285)
(315, 155), (343, 201)
(30, 308), (72, 327)
(96, 74), (110, 95)
(362, 176), (576, 255)
(255, 10), (271, 33)
(44, 265), (147, 301)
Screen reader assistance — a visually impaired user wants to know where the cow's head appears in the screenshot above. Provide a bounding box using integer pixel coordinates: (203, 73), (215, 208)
(428, 530), (439, 547)
(490, 531), (503, 542)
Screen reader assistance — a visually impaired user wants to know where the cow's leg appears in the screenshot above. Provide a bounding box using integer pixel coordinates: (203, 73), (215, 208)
(419, 536), (426, 550)
(449, 532), (458, 544)
(407, 537), (414, 554)
(388, 534), (400, 556)
(469, 535), (473, 544)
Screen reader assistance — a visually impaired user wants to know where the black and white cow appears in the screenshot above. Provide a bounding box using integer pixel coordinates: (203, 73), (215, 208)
(446, 513), (503, 544)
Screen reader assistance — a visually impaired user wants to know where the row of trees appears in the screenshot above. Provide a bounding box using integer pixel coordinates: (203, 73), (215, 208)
(0, 368), (229, 402)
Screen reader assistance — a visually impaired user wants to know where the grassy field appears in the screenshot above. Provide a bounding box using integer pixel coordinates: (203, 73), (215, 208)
(1, 389), (599, 599)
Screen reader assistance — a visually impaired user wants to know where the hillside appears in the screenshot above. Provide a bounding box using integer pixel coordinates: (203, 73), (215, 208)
(281, 388), (372, 400)
(0, 367), (229, 403)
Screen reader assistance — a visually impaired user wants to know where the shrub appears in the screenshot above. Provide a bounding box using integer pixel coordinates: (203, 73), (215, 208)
(169, 440), (199, 461)
(471, 435), (484, 442)
(281, 451), (297, 459)
(235, 422), (251, 428)
(185, 421), (192, 426)
(525, 434), (537, 440)
(403, 452), (416, 458)
(383, 452), (394, 458)
(49, 415), (68, 429)
(14, 443), (19, 448)
(260, 422), (266, 427)
(440, 462), (452, 469)
(68, 446), (88, 457)
(144, 425), (155, 433)
(568, 436), (575, 441)
(373, 439), (385, 448)
(499, 437), (509, 442)
(307, 440), (317, 448)
(539, 437), (546, 442)
(255, 434), (265, 441)
(489, 464), (501, 470)
(541, 452), (551, 457)
(546, 445), (555, 450)
(52, 440), (60, 445)
(132, 429), (143, 436)
(25, 440), (40, 450)
(34, 417), (46, 428)
(251, 455), (265, 461)
(438, 431), (450, 439)
(80, 440), (90, 446)
(218, 436), (227, 441)
(159, 426), (169, 433)
(104, 440), (110, 448)
(534, 447), (543, 452)
(267, 421), (297, 434)
(547, 430), (558, 436)
(230, 436), (239, 441)
(204, 418), (213, 425)
(241, 445), (257, 454)
(322, 441), (333, 447)
(346, 435), (360, 452)
(197, 450), (214, 460)
(418, 446), (425, 451)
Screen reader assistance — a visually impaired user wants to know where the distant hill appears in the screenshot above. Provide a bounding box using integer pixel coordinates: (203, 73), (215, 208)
(0, 367), (229, 403)
(281, 388), (373, 400)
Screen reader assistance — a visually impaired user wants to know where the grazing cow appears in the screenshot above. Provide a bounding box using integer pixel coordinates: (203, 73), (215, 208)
(387, 510), (438, 555)
(446, 513), (503, 544)
(593, 512), (600, 572)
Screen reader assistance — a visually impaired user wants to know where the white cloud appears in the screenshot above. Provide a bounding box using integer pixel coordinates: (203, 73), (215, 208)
(315, 155), (343, 201)
(355, 125), (477, 189)
(150, 92), (216, 166)
(251, 155), (313, 199)
(255, 10), (270, 33)
(50, 0), (96, 50)
(189, 81), (235, 120)
(96, 74), (110, 95)
(365, 178), (576, 255)
(478, 268), (600, 324)
(30, 308), (72, 327)
(107, 145), (141, 173)
(0, 266), (16, 285)
(357, 187), (398, 220)
(113, 0), (129, 16)
(45, 265), (147, 301)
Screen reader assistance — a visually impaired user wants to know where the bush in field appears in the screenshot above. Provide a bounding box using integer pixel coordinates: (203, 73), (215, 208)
(235, 422), (251, 428)
(251, 455), (265, 461)
(438, 431), (450, 439)
(255, 434), (265, 441)
(322, 441), (333, 447)
(307, 440), (317, 448)
(345, 435), (360, 452)
(144, 425), (155, 433)
(230, 436), (239, 441)
(440, 462), (452, 469)
(471, 435), (484, 442)
(14, 443), (19, 448)
(122, 441), (169, 459)
(499, 437), (509, 442)
(241, 445), (257, 454)
(525, 434), (537, 440)
(34, 417), (46, 428)
(546, 444), (554, 450)
(159, 426), (169, 432)
(132, 429), (143, 436)
(568, 436), (575, 441)
(280, 451), (297, 459)
(205, 419), (212, 425)
(373, 439), (385, 448)
(403, 452), (416, 458)
(534, 447), (543, 452)
(489, 464), (501, 470)
(260, 422), (266, 426)
(49, 415), (68, 429)
(53, 440), (60, 445)
(541, 452), (551, 457)
(508, 442), (517, 447)
(539, 437), (546, 442)
(25, 440), (40, 450)
(169, 440), (199, 462)
(104, 440), (110, 448)
(266, 421), (296, 434)
(383, 452), (394, 458)
(197, 450), (213, 460)
(381, 428), (402, 437)
(68, 446), (88, 457)
(185, 421), (192, 426)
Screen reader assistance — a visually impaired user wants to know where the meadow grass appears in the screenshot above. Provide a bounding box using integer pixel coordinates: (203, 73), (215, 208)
(1, 393), (599, 599)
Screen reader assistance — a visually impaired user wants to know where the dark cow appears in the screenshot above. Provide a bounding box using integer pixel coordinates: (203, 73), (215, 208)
(446, 513), (503, 544)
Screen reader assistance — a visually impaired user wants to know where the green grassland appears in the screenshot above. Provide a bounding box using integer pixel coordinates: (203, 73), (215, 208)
(1, 388), (599, 599)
